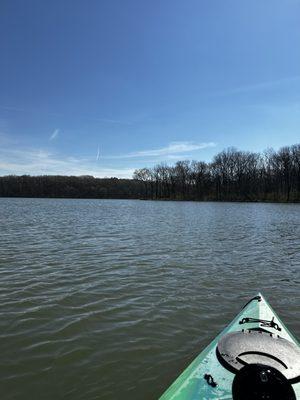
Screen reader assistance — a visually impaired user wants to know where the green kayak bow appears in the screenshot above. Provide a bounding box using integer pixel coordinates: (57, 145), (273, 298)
(159, 293), (300, 400)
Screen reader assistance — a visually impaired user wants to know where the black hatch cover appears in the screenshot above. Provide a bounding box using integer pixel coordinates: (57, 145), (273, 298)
(216, 330), (300, 382)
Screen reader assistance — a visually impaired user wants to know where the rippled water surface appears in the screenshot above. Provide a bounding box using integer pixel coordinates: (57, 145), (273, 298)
(0, 198), (299, 399)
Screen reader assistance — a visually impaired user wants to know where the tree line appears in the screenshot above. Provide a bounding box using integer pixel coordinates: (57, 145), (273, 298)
(0, 144), (299, 202)
(133, 144), (300, 202)
(0, 175), (144, 199)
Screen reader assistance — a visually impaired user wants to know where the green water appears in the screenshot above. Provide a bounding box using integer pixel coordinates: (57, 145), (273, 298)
(0, 198), (299, 399)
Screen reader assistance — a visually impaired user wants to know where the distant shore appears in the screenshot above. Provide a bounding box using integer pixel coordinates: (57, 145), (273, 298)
(1, 144), (300, 203)
(0, 175), (299, 204)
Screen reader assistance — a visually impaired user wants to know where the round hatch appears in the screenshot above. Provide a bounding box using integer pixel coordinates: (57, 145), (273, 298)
(216, 330), (300, 382)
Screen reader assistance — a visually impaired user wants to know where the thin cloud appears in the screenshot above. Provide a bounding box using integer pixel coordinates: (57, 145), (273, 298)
(132, 141), (216, 157)
(0, 141), (217, 178)
(50, 129), (59, 141)
(90, 117), (133, 125)
(0, 131), (16, 145)
(0, 105), (28, 112)
(107, 141), (217, 159)
(0, 105), (133, 125)
(213, 75), (300, 97)
(0, 147), (134, 178)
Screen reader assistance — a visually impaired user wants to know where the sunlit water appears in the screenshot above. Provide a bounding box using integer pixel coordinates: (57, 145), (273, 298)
(0, 198), (299, 400)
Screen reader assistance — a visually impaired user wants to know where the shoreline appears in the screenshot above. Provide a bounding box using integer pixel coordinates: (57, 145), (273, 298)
(1, 195), (299, 204)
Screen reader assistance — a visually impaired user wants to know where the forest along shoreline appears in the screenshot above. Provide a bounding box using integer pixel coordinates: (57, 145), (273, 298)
(0, 144), (299, 203)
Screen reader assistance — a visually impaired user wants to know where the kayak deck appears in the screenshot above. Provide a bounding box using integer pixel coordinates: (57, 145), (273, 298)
(159, 293), (299, 400)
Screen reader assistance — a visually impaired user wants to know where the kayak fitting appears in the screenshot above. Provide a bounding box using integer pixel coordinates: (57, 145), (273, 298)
(232, 364), (296, 400)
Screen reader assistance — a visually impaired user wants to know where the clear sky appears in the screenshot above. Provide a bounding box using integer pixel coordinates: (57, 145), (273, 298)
(0, 0), (299, 178)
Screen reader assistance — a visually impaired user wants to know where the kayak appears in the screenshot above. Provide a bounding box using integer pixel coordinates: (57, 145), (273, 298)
(159, 293), (300, 400)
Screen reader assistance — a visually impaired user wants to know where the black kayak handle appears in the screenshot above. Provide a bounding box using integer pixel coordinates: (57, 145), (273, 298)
(242, 295), (261, 309)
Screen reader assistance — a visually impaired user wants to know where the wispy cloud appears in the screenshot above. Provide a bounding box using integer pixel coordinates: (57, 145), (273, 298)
(0, 105), (133, 125)
(90, 117), (133, 125)
(0, 105), (28, 112)
(0, 131), (15, 145)
(96, 146), (100, 161)
(0, 147), (134, 178)
(213, 75), (300, 97)
(49, 129), (59, 141)
(0, 141), (216, 178)
(108, 141), (217, 159)
(132, 141), (216, 157)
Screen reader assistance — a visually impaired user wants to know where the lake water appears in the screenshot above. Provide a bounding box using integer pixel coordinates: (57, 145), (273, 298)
(0, 198), (299, 400)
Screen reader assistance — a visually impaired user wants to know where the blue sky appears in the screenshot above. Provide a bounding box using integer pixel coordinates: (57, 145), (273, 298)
(0, 0), (299, 178)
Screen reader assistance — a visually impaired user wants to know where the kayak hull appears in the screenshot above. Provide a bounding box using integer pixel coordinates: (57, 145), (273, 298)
(159, 293), (299, 400)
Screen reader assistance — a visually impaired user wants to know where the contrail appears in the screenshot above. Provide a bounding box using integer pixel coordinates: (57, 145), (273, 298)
(96, 146), (100, 161)
(50, 129), (59, 141)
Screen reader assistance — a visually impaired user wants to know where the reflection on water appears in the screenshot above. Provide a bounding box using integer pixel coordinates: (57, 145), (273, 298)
(0, 198), (299, 400)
